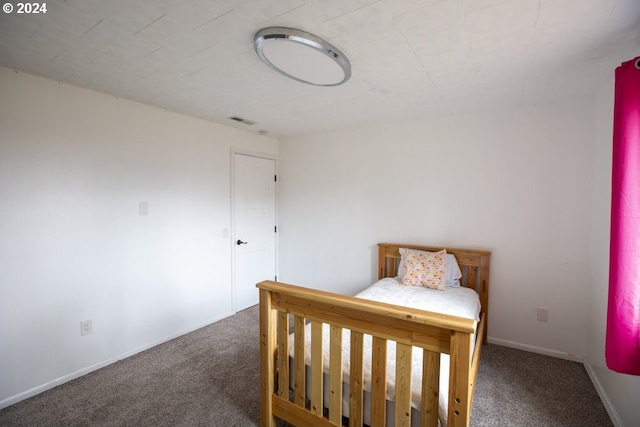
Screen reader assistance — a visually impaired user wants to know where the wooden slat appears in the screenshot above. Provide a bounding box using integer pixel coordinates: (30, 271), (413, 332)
(310, 321), (324, 416)
(394, 343), (412, 427)
(467, 266), (477, 292)
(293, 315), (306, 407)
(259, 290), (277, 427)
(329, 326), (343, 425)
(421, 350), (440, 427)
(273, 394), (340, 427)
(370, 336), (387, 427)
(447, 331), (473, 427)
(277, 311), (289, 399)
(349, 331), (364, 427)
(378, 247), (387, 279)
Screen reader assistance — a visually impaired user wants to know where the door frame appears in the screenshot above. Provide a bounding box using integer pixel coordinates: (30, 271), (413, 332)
(230, 148), (278, 313)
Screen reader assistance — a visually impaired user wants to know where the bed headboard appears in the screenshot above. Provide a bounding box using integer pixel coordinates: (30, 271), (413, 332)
(377, 243), (491, 341)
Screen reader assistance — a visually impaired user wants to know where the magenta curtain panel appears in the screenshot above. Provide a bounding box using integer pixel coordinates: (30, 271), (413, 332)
(607, 56), (640, 375)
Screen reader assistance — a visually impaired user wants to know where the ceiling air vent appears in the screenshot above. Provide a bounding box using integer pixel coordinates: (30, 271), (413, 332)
(227, 116), (256, 125)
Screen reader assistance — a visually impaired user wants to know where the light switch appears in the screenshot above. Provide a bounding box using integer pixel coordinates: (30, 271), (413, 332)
(139, 201), (149, 216)
(537, 307), (549, 322)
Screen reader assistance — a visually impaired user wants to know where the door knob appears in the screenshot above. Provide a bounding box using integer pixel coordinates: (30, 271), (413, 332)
(236, 240), (248, 245)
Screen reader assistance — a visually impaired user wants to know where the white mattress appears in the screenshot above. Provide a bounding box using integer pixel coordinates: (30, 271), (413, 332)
(289, 277), (481, 427)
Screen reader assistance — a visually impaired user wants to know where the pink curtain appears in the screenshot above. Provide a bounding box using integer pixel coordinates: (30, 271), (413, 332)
(607, 56), (640, 375)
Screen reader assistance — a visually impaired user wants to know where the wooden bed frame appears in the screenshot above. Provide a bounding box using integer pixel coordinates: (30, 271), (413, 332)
(257, 243), (491, 427)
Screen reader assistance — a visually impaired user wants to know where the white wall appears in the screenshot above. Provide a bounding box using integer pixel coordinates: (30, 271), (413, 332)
(586, 78), (640, 427)
(0, 67), (277, 406)
(278, 100), (594, 359)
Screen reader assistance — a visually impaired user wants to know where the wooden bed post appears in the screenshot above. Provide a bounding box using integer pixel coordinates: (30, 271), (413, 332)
(480, 254), (490, 344)
(378, 245), (387, 280)
(447, 331), (473, 427)
(259, 289), (277, 427)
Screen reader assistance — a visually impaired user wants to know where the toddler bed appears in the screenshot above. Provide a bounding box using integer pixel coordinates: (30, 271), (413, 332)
(258, 243), (490, 427)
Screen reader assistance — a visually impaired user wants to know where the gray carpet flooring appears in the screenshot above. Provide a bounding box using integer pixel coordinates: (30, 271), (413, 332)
(0, 305), (612, 427)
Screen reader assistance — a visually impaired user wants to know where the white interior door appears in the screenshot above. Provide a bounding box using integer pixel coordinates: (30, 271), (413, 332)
(233, 153), (276, 312)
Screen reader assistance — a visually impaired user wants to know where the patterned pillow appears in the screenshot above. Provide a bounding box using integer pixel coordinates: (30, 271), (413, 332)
(400, 248), (447, 290)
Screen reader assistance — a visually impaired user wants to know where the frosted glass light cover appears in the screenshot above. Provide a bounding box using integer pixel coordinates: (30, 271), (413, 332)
(254, 27), (351, 86)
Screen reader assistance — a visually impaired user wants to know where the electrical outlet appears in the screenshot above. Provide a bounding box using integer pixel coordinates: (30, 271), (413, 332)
(80, 319), (93, 336)
(537, 307), (549, 323)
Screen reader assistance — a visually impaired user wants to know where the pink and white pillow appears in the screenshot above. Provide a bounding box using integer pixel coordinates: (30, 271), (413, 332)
(400, 248), (448, 290)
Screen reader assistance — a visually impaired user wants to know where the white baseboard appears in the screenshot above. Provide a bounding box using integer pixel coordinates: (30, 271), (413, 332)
(0, 311), (234, 410)
(583, 359), (624, 427)
(487, 336), (584, 362)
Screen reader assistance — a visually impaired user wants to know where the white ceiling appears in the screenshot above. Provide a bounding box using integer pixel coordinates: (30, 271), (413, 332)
(1, 0), (639, 138)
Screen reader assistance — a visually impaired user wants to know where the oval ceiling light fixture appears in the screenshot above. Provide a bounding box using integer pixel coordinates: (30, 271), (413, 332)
(254, 27), (351, 86)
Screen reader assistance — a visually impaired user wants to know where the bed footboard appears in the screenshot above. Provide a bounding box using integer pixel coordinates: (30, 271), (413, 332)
(258, 280), (481, 427)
